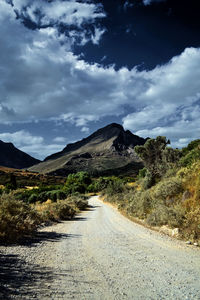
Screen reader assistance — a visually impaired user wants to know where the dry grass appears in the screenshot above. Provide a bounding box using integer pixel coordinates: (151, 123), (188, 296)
(0, 193), (40, 242)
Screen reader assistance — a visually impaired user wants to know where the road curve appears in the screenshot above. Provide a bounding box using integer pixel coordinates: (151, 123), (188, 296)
(0, 196), (200, 299)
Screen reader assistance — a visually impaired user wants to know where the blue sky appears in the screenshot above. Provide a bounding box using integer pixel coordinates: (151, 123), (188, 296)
(0, 0), (200, 159)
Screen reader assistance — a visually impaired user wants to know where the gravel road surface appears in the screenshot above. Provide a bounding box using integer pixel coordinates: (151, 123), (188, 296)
(0, 196), (200, 299)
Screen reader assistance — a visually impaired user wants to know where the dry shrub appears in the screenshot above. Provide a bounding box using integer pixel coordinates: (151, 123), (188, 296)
(127, 190), (154, 219)
(182, 208), (200, 241)
(34, 199), (77, 222)
(67, 195), (88, 210)
(152, 177), (183, 204)
(146, 204), (185, 228)
(0, 193), (40, 242)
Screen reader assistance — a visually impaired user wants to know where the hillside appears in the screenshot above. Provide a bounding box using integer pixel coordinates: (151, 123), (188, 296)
(29, 123), (147, 176)
(0, 166), (65, 187)
(0, 140), (40, 169)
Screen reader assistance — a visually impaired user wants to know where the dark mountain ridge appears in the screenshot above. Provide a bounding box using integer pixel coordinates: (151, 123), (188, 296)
(0, 140), (40, 169)
(30, 123), (147, 176)
(45, 123), (146, 161)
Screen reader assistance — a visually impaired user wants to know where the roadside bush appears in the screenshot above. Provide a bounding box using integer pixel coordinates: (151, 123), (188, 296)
(35, 198), (80, 222)
(0, 193), (40, 242)
(55, 200), (77, 220)
(127, 190), (154, 219)
(182, 208), (200, 241)
(104, 178), (125, 197)
(146, 204), (185, 228)
(152, 177), (183, 204)
(68, 195), (88, 210)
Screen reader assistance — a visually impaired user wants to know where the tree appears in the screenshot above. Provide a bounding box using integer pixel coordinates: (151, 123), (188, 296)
(64, 171), (92, 194)
(135, 136), (180, 184)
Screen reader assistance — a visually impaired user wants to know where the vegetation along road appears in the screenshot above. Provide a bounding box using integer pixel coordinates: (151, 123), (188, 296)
(1, 196), (200, 299)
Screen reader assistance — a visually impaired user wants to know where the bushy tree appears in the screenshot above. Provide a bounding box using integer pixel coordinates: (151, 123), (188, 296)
(64, 171), (92, 194)
(135, 136), (180, 184)
(182, 139), (200, 156)
(180, 139), (200, 167)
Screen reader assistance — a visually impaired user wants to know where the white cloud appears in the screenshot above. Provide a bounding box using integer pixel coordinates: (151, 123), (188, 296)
(21, 143), (65, 159)
(12, 0), (105, 27)
(0, 129), (66, 159)
(0, 130), (43, 147)
(10, 0), (106, 46)
(53, 136), (66, 143)
(122, 47), (200, 147)
(91, 27), (106, 45)
(81, 127), (89, 134)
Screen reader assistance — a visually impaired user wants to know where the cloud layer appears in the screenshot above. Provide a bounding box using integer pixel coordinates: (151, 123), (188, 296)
(0, 0), (200, 157)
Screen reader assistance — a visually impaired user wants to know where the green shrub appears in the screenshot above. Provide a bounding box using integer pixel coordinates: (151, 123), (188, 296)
(180, 148), (200, 167)
(64, 172), (92, 194)
(28, 193), (38, 203)
(15, 188), (69, 204)
(182, 139), (200, 156)
(104, 178), (125, 197)
(142, 170), (154, 190)
(0, 193), (40, 242)
(137, 168), (147, 179)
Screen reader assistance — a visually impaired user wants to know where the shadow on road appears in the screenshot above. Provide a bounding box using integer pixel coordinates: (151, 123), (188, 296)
(18, 231), (81, 247)
(0, 253), (54, 299)
(86, 204), (101, 211)
(0, 231), (83, 299)
(73, 217), (88, 221)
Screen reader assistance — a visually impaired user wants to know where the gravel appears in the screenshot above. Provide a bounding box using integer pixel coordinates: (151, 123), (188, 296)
(0, 195), (200, 299)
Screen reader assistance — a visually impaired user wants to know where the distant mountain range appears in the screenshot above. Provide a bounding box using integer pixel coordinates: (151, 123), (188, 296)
(29, 123), (147, 176)
(0, 140), (40, 169)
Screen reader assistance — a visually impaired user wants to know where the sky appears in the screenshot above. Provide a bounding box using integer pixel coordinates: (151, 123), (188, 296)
(0, 0), (200, 160)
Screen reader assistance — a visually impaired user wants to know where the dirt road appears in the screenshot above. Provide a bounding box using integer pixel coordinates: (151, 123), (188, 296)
(0, 196), (200, 299)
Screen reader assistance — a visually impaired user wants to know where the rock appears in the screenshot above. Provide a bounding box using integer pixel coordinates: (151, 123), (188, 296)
(172, 228), (179, 238)
(160, 226), (179, 238)
(186, 241), (192, 245)
(193, 242), (198, 247)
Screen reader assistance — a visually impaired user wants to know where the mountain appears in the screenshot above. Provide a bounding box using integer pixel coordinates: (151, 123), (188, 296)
(0, 140), (40, 169)
(29, 123), (147, 176)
